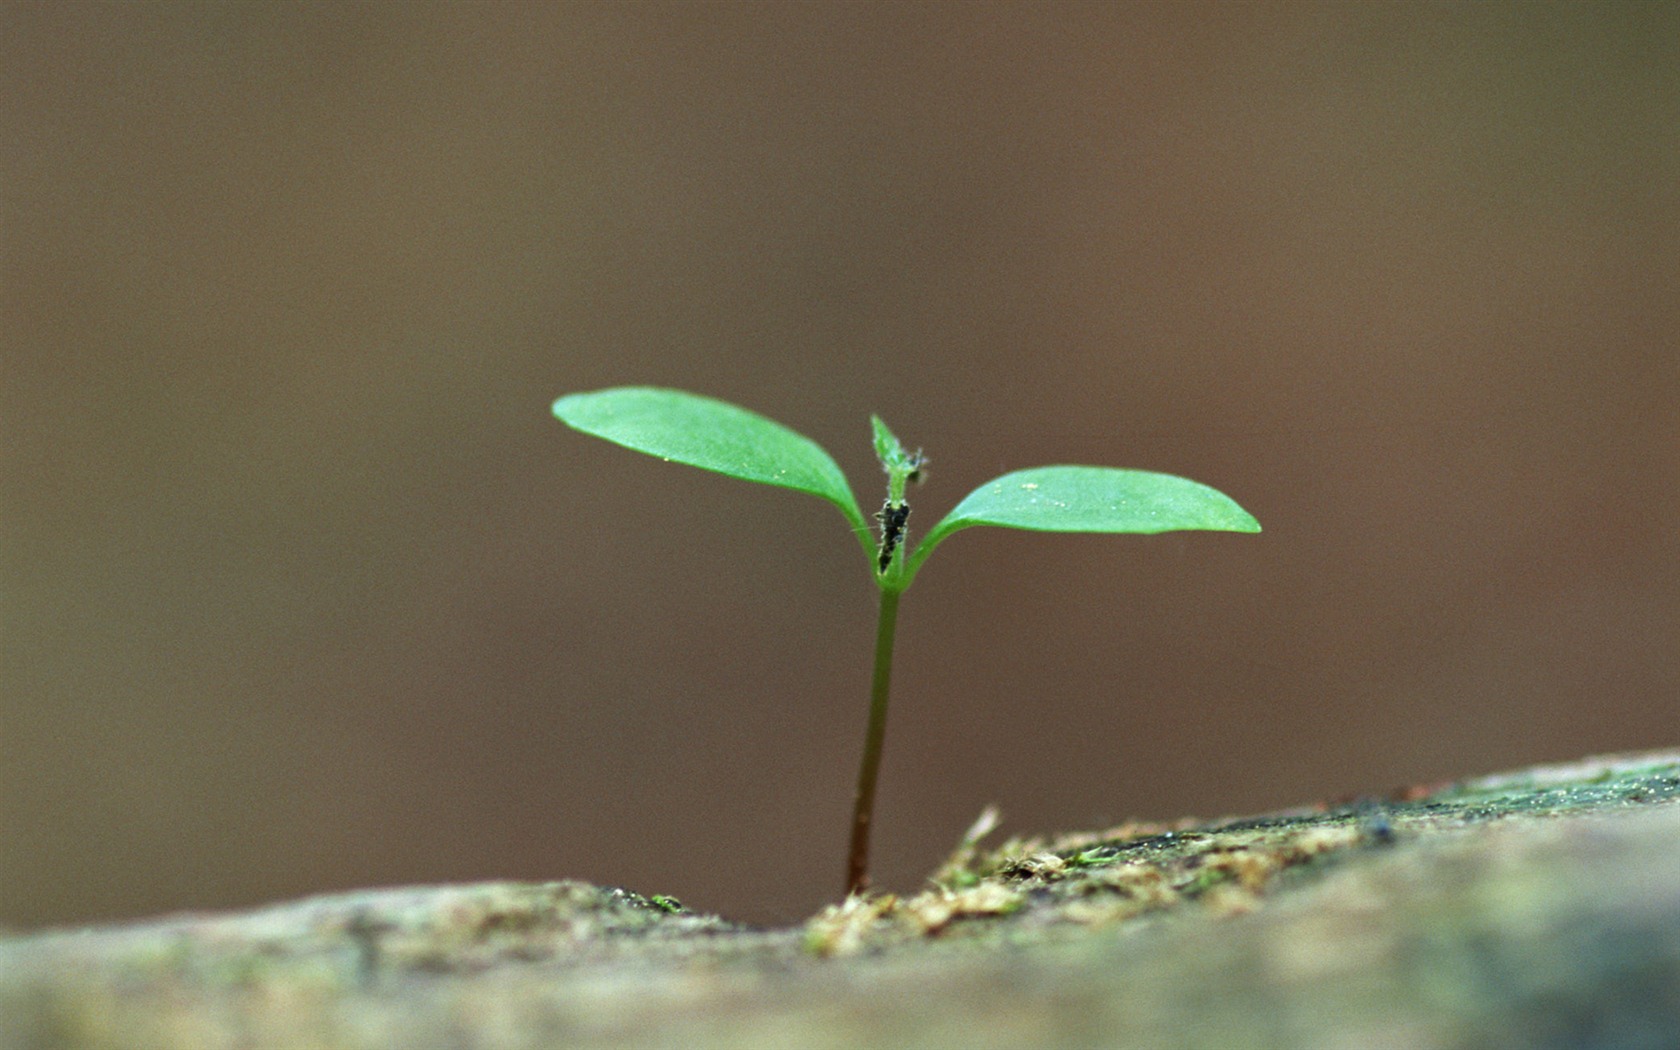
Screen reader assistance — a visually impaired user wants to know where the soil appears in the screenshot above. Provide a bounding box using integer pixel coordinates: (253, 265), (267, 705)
(5, 750), (1679, 1049)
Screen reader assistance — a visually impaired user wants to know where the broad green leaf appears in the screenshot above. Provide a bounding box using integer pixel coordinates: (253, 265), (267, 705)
(906, 465), (1260, 581)
(553, 387), (869, 537)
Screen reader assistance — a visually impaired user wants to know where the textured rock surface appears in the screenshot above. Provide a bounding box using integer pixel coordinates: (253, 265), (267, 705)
(5, 751), (1679, 1049)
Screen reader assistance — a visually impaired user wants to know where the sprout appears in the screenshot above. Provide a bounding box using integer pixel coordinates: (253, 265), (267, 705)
(554, 386), (1260, 897)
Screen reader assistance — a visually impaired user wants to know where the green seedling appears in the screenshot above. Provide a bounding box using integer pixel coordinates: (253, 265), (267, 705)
(552, 387), (1260, 898)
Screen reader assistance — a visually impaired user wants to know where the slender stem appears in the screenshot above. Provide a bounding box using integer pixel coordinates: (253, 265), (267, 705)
(846, 585), (902, 897)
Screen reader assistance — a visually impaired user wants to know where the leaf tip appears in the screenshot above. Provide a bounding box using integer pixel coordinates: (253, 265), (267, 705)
(551, 391), (592, 424)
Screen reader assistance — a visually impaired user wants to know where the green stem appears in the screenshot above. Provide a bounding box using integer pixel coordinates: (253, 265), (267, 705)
(846, 585), (902, 897)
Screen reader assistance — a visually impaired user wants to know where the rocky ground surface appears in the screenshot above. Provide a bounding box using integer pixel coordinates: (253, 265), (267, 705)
(5, 750), (1680, 1049)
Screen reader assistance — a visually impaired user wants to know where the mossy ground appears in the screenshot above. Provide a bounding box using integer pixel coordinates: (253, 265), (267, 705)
(6, 750), (1679, 1048)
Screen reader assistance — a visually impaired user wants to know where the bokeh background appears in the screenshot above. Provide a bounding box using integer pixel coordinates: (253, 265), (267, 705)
(5, 2), (1676, 930)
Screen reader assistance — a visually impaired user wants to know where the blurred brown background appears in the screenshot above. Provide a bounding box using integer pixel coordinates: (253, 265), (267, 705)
(4, 2), (1676, 930)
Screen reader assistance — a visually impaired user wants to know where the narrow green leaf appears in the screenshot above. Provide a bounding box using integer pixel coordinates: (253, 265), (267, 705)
(870, 414), (920, 506)
(907, 466), (1260, 580)
(871, 415), (904, 471)
(553, 387), (870, 537)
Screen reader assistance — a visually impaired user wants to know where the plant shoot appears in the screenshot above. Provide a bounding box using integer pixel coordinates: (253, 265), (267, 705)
(552, 386), (1260, 898)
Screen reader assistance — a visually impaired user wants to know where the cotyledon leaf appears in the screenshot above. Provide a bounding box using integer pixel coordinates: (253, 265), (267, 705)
(553, 387), (870, 538)
(905, 465), (1260, 582)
